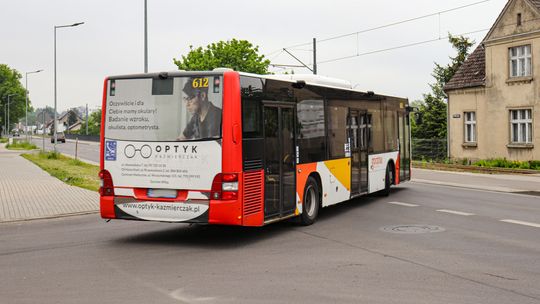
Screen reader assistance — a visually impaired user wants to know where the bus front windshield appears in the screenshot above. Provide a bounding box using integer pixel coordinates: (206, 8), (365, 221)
(105, 76), (223, 142)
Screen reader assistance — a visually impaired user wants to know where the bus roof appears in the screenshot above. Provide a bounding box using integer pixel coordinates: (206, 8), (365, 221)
(239, 72), (407, 101)
(105, 70), (408, 101)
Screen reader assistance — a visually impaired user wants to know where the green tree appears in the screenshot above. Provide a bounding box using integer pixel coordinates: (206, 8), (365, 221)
(0, 64), (28, 135)
(87, 110), (101, 135)
(413, 34), (474, 139)
(173, 39), (271, 74)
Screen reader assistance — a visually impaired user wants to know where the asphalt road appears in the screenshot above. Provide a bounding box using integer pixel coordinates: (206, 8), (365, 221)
(29, 136), (100, 164)
(1, 183), (539, 304)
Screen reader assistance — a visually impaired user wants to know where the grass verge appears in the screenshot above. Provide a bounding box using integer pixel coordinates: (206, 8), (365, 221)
(6, 140), (38, 150)
(412, 160), (540, 174)
(22, 151), (99, 192)
(0, 138), (7, 143)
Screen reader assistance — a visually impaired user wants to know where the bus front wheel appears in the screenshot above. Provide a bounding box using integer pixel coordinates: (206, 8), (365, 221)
(300, 177), (320, 226)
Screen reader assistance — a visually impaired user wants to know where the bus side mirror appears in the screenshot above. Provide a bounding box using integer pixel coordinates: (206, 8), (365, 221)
(405, 106), (418, 113)
(414, 112), (423, 125)
(292, 80), (306, 89)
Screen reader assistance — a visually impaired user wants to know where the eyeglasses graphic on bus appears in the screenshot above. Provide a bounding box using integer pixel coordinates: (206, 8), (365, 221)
(123, 144), (152, 159)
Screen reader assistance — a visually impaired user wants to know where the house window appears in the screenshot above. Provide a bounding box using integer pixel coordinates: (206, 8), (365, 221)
(464, 112), (476, 143)
(509, 45), (531, 77)
(510, 109), (533, 144)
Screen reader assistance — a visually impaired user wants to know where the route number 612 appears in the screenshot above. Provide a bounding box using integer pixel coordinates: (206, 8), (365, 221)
(192, 78), (209, 88)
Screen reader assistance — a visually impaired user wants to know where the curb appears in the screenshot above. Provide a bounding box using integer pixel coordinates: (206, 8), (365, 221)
(0, 210), (100, 225)
(411, 178), (523, 194)
(59, 152), (99, 166)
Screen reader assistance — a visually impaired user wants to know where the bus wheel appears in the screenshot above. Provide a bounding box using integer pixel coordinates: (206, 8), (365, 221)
(300, 177), (320, 226)
(381, 164), (393, 196)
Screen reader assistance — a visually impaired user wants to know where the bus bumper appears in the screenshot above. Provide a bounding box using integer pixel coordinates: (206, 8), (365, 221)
(100, 196), (248, 225)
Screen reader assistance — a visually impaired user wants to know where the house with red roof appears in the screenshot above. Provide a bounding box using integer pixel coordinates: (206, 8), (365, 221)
(445, 0), (539, 161)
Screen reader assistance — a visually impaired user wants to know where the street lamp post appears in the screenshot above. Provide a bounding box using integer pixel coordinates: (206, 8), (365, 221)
(144, 0), (148, 73)
(6, 94), (14, 138)
(3, 102), (6, 137)
(3, 104), (5, 137)
(25, 69), (43, 142)
(40, 110), (46, 151)
(54, 22), (84, 152)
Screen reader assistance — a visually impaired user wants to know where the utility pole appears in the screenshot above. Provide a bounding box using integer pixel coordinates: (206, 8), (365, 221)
(85, 103), (88, 135)
(25, 69), (43, 141)
(144, 0), (148, 73)
(280, 37), (318, 74)
(42, 111), (45, 151)
(7, 94), (13, 137)
(3, 104), (6, 137)
(313, 38), (317, 75)
(54, 22), (84, 152)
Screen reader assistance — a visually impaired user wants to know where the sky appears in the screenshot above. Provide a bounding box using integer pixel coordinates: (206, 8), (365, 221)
(1, 0), (509, 112)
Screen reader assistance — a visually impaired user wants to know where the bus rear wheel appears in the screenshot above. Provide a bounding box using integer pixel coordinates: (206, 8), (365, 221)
(381, 164), (393, 196)
(300, 177), (320, 226)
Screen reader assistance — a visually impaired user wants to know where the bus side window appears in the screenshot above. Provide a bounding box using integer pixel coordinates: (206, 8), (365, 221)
(242, 99), (263, 138)
(296, 99), (326, 163)
(327, 105), (348, 159)
(369, 109), (384, 153)
(366, 114), (373, 151)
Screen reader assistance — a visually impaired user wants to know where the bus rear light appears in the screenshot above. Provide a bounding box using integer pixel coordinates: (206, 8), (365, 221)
(222, 173), (238, 182)
(211, 173), (239, 201)
(99, 170), (115, 196)
(221, 191), (238, 200)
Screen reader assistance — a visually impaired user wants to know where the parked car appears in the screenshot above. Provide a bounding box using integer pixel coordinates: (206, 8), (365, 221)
(51, 132), (66, 143)
(12, 131), (20, 137)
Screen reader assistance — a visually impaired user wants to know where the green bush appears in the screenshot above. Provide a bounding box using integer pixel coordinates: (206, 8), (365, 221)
(472, 158), (540, 170)
(529, 161), (540, 170)
(5, 141), (38, 150)
(39, 151), (60, 159)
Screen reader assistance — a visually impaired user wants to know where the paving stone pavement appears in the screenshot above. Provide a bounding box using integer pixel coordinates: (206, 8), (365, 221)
(0, 144), (99, 223)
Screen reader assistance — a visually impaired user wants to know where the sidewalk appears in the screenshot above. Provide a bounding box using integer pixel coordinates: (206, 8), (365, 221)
(0, 144), (99, 223)
(412, 168), (540, 194)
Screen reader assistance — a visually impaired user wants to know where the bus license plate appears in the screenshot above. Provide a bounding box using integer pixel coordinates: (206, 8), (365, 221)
(147, 189), (177, 198)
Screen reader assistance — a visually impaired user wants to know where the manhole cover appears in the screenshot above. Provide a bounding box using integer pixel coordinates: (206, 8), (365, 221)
(380, 225), (445, 234)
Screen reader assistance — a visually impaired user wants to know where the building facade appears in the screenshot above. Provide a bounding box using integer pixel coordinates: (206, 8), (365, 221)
(445, 0), (540, 161)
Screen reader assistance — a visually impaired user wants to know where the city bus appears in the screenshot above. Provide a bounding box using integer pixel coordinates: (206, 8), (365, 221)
(99, 70), (411, 226)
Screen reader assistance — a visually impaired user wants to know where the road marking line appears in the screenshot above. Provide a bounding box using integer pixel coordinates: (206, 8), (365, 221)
(387, 202), (419, 207)
(500, 219), (540, 228)
(436, 209), (475, 216)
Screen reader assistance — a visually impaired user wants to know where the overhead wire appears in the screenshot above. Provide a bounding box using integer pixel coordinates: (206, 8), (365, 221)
(264, 0), (493, 56)
(317, 28), (490, 65)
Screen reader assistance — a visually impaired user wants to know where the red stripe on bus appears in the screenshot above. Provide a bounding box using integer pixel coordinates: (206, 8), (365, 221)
(209, 71), (244, 226)
(99, 78), (108, 171)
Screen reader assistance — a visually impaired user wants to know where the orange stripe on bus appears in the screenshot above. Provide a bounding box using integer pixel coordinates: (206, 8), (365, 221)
(296, 163), (317, 204)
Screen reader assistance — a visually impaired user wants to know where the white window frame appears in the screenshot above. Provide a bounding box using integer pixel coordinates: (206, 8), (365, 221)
(464, 112), (476, 143)
(510, 109), (533, 144)
(509, 45), (532, 78)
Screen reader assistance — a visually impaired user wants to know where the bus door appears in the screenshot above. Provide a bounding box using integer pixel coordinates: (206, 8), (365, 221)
(348, 110), (369, 195)
(263, 104), (296, 219)
(399, 111), (411, 181)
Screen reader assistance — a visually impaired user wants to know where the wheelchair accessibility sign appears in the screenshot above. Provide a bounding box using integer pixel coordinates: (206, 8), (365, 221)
(105, 140), (117, 161)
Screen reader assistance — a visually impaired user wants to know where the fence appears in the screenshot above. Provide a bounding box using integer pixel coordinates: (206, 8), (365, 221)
(65, 134), (100, 142)
(412, 138), (447, 161)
